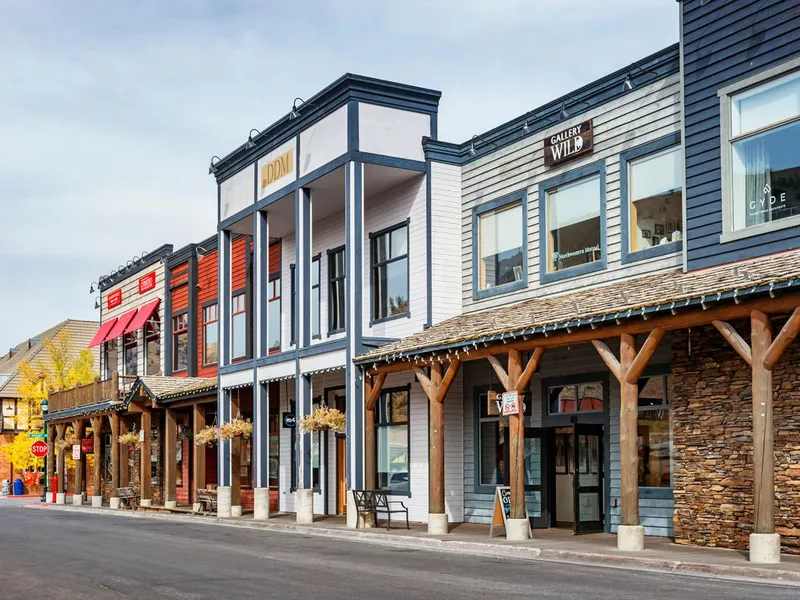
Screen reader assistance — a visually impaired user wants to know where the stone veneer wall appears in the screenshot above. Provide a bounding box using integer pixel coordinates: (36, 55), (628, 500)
(672, 322), (800, 554)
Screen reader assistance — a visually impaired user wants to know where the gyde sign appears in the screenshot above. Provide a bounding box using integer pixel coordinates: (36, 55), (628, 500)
(544, 119), (594, 167)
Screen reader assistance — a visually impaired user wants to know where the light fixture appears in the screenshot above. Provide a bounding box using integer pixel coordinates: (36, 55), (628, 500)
(623, 73), (633, 92)
(196, 246), (208, 258)
(289, 97), (305, 120)
(559, 102), (569, 120)
(522, 118), (531, 135)
(468, 135), (479, 157)
(94, 297), (100, 310)
(89, 282), (96, 294)
(208, 155), (221, 175)
(245, 128), (261, 150)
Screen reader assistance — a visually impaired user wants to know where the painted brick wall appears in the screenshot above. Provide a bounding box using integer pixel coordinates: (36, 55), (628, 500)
(672, 323), (800, 554)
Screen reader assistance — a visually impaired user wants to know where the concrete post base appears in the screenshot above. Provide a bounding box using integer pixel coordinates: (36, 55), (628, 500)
(617, 525), (645, 551)
(56, 493), (66, 505)
(505, 518), (531, 541)
(109, 497), (120, 510)
(254, 487), (270, 520)
(72, 494), (82, 506)
(140, 499), (152, 508)
(91, 496), (102, 508)
(750, 533), (781, 564)
(346, 490), (357, 529)
(231, 505), (242, 517)
(192, 503), (202, 513)
(428, 513), (449, 535)
(217, 486), (232, 518)
(296, 489), (314, 524)
(165, 500), (177, 509)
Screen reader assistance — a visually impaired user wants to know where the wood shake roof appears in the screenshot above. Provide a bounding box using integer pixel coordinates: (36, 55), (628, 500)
(132, 376), (217, 402)
(356, 249), (800, 365)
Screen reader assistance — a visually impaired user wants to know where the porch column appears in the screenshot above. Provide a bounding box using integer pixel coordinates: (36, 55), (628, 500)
(296, 374), (313, 524)
(140, 408), (152, 507)
(91, 416), (103, 507)
(119, 418), (130, 487)
(230, 392), (242, 517)
(55, 423), (66, 503)
(192, 403), (206, 508)
(360, 373), (385, 529)
(46, 425), (55, 502)
(109, 413), (120, 508)
(164, 408), (177, 508)
(253, 381), (270, 520)
(217, 388), (232, 518)
(217, 229), (232, 518)
(72, 419), (84, 506)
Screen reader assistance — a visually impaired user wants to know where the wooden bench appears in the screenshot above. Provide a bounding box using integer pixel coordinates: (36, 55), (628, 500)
(352, 490), (409, 530)
(196, 488), (218, 514)
(116, 487), (140, 510)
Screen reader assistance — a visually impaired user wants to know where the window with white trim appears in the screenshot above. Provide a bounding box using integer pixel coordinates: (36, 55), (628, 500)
(478, 202), (524, 290)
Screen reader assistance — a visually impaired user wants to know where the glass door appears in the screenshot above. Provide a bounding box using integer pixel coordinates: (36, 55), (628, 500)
(524, 428), (550, 529)
(573, 423), (603, 534)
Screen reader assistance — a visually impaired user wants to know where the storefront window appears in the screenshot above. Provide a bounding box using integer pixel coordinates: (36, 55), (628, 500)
(103, 339), (118, 379)
(145, 317), (161, 375)
(548, 382), (603, 414)
(123, 332), (138, 376)
(478, 202), (524, 290)
(328, 247), (346, 332)
(375, 388), (409, 494)
(729, 69), (800, 231)
(172, 314), (188, 372)
(103, 433), (112, 482)
(231, 293), (247, 360)
(268, 383), (280, 489)
(203, 303), (218, 365)
(546, 175), (601, 272)
(372, 223), (409, 321)
(638, 375), (672, 488)
(629, 146), (683, 251)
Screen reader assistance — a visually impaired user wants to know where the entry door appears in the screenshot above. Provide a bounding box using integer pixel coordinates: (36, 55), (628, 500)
(573, 424), (603, 534)
(336, 436), (347, 514)
(524, 428), (550, 529)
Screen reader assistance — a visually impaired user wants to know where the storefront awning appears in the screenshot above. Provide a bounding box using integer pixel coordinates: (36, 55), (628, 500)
(105, 309), (138, 341)
(124, 298), (160, 335)
(87, 318), (119, 348)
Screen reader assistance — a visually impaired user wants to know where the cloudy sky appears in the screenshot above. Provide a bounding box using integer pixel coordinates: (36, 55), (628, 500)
(0, 0), (678, 353)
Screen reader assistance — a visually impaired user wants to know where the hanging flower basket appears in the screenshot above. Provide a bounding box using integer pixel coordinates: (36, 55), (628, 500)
(194, 426), (218, 447)
(217, 417), (253, 441)
(56, 439), (72, 451)
(298, 406), (346, 433)
(117, 431), (141, 449)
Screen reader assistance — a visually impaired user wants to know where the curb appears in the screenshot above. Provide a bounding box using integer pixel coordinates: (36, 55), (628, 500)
(29, 503), (800, 586)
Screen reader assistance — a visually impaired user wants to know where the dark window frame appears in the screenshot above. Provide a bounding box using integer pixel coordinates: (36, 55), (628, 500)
(171, 311), (189, 373)
(123, 331), (138, 377)
(202, 300), (219, 367)
(268, 274), (281, 351)
(231, 289), (247, 361)
(145, 314), (161, 376)
(327, 245), (346, 334)
(369, 220), (411, 325)
(311, 254), (321, 340)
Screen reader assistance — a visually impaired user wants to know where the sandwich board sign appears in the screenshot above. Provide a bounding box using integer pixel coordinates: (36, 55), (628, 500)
(489, 486), (532, 538)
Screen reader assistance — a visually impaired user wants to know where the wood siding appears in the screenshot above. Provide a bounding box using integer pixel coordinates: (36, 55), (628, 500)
(197, 249), (219, 379)
(683, 0), (800, 269)
(231, 236), (249, 293)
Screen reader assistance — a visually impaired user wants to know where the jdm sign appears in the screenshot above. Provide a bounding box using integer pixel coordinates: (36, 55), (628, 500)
(31, 440), (49, 458)
(107, 289), (122, 309)
(501, 391), (520, 416)
(138, 271), (156, 294)
(544, 119), (593, 167)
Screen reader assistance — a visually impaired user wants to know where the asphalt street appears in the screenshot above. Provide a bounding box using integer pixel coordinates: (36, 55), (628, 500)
(0, 504), (796, 599)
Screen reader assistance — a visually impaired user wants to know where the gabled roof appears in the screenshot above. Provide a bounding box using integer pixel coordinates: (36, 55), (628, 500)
(0, 320), (100, 399)
(126, 376), (217, 404)
(355, 249), (800, 365)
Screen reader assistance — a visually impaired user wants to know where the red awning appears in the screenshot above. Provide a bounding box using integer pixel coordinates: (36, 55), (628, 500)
(104, 309), (138, 341)
(124, 298), (160, 334)
(87, 318), (119, 349)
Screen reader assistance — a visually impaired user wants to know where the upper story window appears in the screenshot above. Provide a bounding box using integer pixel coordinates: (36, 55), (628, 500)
(103, 339), (118, 379)
(721, 61), (800, 239)
(145, 317), (161, 376)
(172, 313), (188, 372)
(473, 191), (527, 300)
(203, 303), (218, 366)
(371, 223), (409, 322)
(328, 247), (345, 333)
(268, 277), (281, 351)
(539, 161), (606, 284)
(231, 292), (247, 360)
(123, 332), (138, 376)
(311, 257), (320, 339)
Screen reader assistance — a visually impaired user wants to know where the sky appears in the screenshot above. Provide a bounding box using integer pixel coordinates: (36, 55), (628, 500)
(0, 0), (678, 353)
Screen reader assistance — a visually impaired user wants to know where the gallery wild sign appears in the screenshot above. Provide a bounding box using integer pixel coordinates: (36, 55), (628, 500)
(544, 119), (594, 167)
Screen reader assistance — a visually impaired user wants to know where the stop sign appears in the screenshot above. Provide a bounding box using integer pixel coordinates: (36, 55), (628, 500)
(31, 441), (49, 458)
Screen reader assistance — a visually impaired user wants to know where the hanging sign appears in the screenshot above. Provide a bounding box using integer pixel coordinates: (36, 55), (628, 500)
(138, 271), (157, 294)
(107, 289), (122, 309)
(489, 486), (532, 538)
(501, 391), (520, 416)
(544, 119), (593, 167)
(72, 444), (81, 460)
(283, 413), (296, 428)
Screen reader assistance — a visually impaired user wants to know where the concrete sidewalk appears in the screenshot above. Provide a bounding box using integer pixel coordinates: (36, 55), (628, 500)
(30, 503), (800, 586)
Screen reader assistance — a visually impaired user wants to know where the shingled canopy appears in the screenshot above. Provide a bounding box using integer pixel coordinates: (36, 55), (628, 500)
(353, 249), (800, 551)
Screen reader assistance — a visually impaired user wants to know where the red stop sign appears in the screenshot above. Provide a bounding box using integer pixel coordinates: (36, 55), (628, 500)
(31, 441), (49, 458)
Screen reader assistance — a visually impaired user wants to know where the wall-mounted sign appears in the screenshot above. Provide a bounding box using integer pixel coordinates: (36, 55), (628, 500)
(138, 271), (156, 294)
(72, 444), (81, 460)
(282, 412), (296, 428)
(81, 438), (94, 454)
(544, 119), (594, 167)
(261, 148), (294, 190)
(107, 289), (122, 309)
(501, 391), (520, 416)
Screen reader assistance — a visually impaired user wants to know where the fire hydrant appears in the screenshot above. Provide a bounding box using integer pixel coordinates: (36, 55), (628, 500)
(50, 476), (58, 503)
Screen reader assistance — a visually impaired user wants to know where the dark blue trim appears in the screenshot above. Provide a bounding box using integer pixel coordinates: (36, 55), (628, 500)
(256, 378), (268, 488)
(538, 160), (607, 285)
(471, 189), (529, 300)
(299, 188), (312, 347)
(350, 151), (426, 172)
(347, 100), (359, 152)
(361, 337), (399, 349)
(425, 160), (432, 328)
(256, 211), (268, 357)
(353, 162), (364, 490)
(164, 263), (173, 376)
(301, 374), (312, 489)
(619, 133), (683, 265)
(221, 231), (231, 367)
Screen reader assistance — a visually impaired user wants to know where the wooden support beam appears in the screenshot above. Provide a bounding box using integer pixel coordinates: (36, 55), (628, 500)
(364, 377), (376, 490)
(165, 409), (177, 505)
(619, 333), (639, 527)
(413, 367), (434, 403)
(92, 416), (102, 499)
(625, 327), (667, 384)
(119, 418), (130, 486)
(193, 404), (206, 502)
(365, 373), (386, 412)
(507, 350), (525, 520)
(713, 320), (752, 367)
(231, 435), (242, 508)
(763, 307), (800, 371)
(140, 409), (152, 502)
(109, 413), (120, 492)
(591, 340), (622, 382)
(429, 363), (445, 516)
(751, 311), (775, 534)
(515, 348), (544, 393)
(486, 355), (510, 391)
(73, 419), (84, 497)
(56, 423), (66, 494)
(435, 358), (462, 403)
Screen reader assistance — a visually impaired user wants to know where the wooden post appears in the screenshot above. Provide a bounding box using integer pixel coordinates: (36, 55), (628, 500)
(140, 408), (152, 502)
(364, 377), (376, 490)
(429, 363), (445, 516)
(92, 416), (102, 500)
(507, 350), (526, 521)
(751, 311), (774, 535)
(193, 404), (206, 502)
(619, 334), (639, 528)
(110, 414), (120, 492)
(73, 420), (84, 499)
(119, 418), (129, 487)
(165, 408), (177, 506)
(56, 423), (66, 494)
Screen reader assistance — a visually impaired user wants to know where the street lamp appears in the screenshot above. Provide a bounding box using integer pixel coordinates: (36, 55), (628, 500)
(40, 398), (48, 503)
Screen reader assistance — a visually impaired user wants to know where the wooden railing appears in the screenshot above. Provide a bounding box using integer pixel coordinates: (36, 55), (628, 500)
(48, 372), (137, 413)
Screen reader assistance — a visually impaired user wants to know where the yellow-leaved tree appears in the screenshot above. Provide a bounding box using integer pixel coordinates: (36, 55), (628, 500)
(0, 331), (97, 473)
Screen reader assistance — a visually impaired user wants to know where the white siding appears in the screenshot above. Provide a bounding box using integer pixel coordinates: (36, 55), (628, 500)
(358, 103), (430, 162)
(430, 162), (463, 325)
(461, 75), (683, 313)
(310, 210), (346, 346)
(278, 378), (296, 513)
(299, 105), (348, 177)
(444, 371), (464, 521)
(220, 164), (255, 221)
